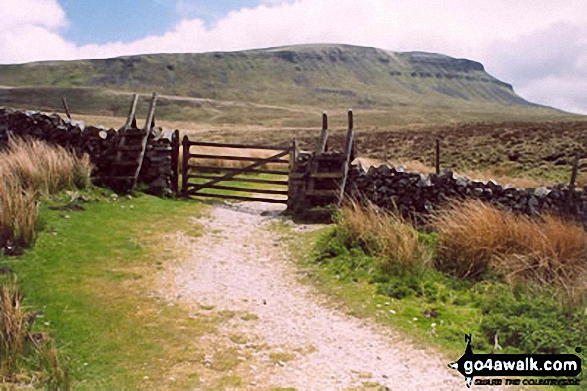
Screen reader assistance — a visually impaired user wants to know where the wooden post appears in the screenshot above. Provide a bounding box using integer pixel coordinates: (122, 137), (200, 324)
(336, 109), (354, 207)
(569, 155), (579, 189)
(171, 130), (180, 195)
(132, 92), (158, 190)
(123, 94), (139, 130)
(181, 135), (190, 197)
(317, 112), (329, 155)
(290, 139), (298, 172)
(435, 139), (441, 175)
(61, 96), (71, 120)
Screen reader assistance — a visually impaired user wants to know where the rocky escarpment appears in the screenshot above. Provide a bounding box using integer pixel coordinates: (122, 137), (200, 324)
(0, 44), (548, 110)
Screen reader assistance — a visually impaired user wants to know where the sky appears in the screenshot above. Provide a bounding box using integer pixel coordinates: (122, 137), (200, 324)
(0, 0), (586, 114)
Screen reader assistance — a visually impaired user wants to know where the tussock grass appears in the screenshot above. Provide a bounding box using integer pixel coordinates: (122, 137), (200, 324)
(0, 282), (69, 387)
(0, 173), (39, 248)
(1, 138), (92, 195)
(0, 138), (92, 249)
(433, 200), (587, 304)
(0, 283), (27, 379)
(336, 201), (431, 273)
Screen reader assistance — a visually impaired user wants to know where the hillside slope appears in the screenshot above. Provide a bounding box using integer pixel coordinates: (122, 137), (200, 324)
(0, 44), (558, 111)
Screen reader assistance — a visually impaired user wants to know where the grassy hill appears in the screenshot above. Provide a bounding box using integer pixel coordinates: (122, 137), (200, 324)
(0, 44), (580, 127)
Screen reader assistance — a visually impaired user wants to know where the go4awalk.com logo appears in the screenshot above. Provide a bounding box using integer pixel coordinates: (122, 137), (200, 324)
(448, 335), (582, 388)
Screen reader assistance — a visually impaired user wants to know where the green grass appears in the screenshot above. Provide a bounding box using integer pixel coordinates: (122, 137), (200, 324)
(0, 191), (236, 388)
(281, 221), (587, 376)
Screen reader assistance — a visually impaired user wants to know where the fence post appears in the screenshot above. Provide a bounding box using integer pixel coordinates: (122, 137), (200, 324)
(61, 96), (71, 120)
(435, 139), (441, 175)
(569, 155), (579, 189)
(181, 135), (190, 197)
(564, 155), (580, 216)
(171, 130), (180, 195)
(291, 139), (298, 172)
(317, 112), (329, 155)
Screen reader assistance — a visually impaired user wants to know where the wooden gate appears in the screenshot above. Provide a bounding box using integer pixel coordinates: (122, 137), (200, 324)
(180, 137), (296, 204)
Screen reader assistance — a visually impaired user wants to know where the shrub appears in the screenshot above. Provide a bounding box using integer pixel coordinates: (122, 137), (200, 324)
(433, 200), (587, 305)
(335, 201), (431, 274)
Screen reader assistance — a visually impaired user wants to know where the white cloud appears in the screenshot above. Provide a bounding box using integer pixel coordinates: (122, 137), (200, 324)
(1, 0), (587, 113)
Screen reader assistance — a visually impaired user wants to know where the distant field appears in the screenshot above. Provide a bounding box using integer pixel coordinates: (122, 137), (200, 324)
(2, 86), (586, 186)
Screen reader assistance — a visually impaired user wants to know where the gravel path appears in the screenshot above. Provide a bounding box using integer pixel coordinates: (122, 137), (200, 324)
(164, 201), (464, 389)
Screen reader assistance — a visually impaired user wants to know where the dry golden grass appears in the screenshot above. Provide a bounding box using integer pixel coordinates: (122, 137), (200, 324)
(0, 283), (28, 380)
(0, 172), (39, 248)
(0, 282), (69, 387)
(1, 138), (92, 195)
(433, 200), (587, 304)
(337, 201), (431, 273)
(0, 138), (92, 248)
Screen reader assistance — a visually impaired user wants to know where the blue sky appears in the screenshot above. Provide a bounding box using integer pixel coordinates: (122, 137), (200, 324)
(1, 0), (587, 114)
(59, 0), (260, 45)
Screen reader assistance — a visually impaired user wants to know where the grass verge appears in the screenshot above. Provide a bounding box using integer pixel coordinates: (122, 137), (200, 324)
(0, 191), (241, 388)
(288, 203), (586, 384)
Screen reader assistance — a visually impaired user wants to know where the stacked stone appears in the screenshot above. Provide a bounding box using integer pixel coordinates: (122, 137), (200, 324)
(138, 128), (176, 196)
(346, 163), (587, 226)
(0, 107), (176, 195)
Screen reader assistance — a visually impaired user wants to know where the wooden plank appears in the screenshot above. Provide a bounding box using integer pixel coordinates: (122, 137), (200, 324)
(117, 145), (143, 151)
(292, 139), (298, 170)
(189, 154), (289, 163)
(171, 129), (180, 195)
(336, 110), (354, 207)
(181, 135), (190, 197)
(123, 94), (139, 130)
(188, 174), (288, 186)
(61, 96), (71, 120)
(435, 139), (441, 175)
(188, 192), (288, 204)
(112, 161), (140, 167)
(188, 184), (289, 195)
(191, 149), (291, 191)
(187, 141), (293, 151)
(315, 155), (346, 161)
(189, 165), (289, 176)
(316, 112), (329, 155)
(310, 172), (343, 179)
(132, 92), (158, 190)
(305, 189), (339, 197)
(194, 150), (289, 191)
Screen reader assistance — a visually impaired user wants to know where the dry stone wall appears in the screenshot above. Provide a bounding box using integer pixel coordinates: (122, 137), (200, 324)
(0, 107), (176, 195)
(345, 163), (587, 226)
